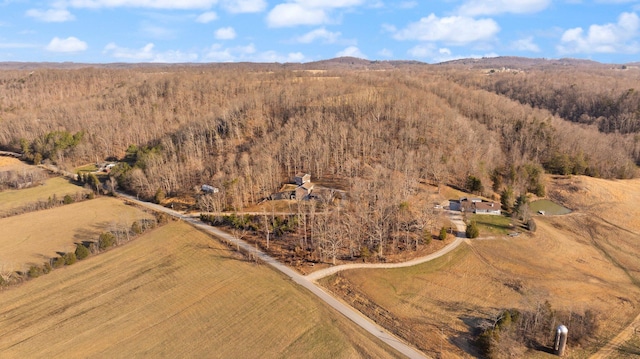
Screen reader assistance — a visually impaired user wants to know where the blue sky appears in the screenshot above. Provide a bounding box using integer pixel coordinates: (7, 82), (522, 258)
(1, 0), (640, 63)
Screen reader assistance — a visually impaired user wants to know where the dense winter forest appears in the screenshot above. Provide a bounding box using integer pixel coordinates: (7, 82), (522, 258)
(1, 57), (639, 258)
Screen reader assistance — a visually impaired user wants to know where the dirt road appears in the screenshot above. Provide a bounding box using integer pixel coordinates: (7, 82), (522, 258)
(306, 210), (467, 280)
(589, 312), (640, 359)
(117, 192), (429, 359)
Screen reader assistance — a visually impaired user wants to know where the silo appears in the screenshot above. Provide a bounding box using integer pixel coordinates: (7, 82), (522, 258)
(554, 325), (568, 356)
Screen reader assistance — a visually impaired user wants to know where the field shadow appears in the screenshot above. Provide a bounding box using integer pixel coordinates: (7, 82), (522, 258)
(74, 227), (99, 242)
(454, 316), (484, 357)
(190, 243), (238, 261)
(617, 343), (640, 356)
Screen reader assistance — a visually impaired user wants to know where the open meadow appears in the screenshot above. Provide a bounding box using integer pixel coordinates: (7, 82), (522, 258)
(0, 197), (153, 271)
(0, 157), (31, 172)
(322, 176), (640, 358)
(0, 177), (90, 216)
(0, 221), (402, 358)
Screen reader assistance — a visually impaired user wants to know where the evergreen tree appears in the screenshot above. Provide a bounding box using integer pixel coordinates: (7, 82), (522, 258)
(466, 220), (480, 238)
(500, 187), (514, 213)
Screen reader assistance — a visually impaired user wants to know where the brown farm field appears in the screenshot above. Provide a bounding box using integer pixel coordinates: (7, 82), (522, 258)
(0, 197), (154, 271)
(0, 177), (90, 216)
(0, 221), (402, 359)
(0, 157), (31, 172)
(322, 176), (640, 358)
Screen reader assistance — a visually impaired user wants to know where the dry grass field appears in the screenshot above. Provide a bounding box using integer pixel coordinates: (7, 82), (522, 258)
(0, 221), (402, 359)
(0, 177), (90, 216)
(322, 176), (640, 358)
(0, 197), (153, 271)
(0, 157), (31, 172)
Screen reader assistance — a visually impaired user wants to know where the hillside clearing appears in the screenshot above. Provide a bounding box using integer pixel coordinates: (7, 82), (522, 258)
(0, 177), (89, 216)
(0, 221), (402, 359)
(0, 197), (153, 270)
(0, 157), (31, 172)
(321, 176), (640, 358)
(530, 199), (572, 216)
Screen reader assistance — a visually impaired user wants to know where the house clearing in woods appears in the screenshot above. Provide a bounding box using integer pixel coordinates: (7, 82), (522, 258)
(450, 197), (501, 215)
(269, 173), (346, 203)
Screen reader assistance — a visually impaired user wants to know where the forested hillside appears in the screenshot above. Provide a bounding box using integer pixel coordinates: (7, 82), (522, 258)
(0, 60), (638, 257)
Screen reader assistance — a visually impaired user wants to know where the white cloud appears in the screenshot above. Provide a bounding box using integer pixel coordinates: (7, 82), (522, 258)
(266, 3), (328, 27)
(407, 43), (436, 58)
(204, 44), (235, 61)
(221, 0), (266, 13)
(378, 48), (393, 57)
(457, 0), (550, 16)
(254, 50), (305, 62)
(205, 43), (256, 61)
(266, 0), (372, 27)
(61, 0), (219, 10)
(58, 0), (267, 12)
(26, 8), (75, 22)
(104, 42), (155, 60)
(293, 0), (365, 8)
(557, 12), (640, 54)
(45, 36), (87, 52)
(204, 43), (304, 62)
(336, 45), (366, 58)
(381, 23), (396, 32)
(393, 14), (500, 45)
(294, 27), (341, 43)
(215, 26), (237, 39)
(153, 50), (199, 62)
(140, 22), (176, 39)
(398, 1), (417, 9)
(511, 36), (540, 52)
(103, 42), (198, 62)
(195, 11), (218, 23)
(406, 44), (497, 63)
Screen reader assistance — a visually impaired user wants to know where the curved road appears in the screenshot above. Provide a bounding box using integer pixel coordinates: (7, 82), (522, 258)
(307, 209), (467, 281)
(117, 192), (429, 359)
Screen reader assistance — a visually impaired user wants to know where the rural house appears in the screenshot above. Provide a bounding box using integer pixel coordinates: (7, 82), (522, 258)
(473, 201), (501, 215)
(295, 181), (314, 200)
(294, 173), (311, 186)
(451, 197), (501, 215)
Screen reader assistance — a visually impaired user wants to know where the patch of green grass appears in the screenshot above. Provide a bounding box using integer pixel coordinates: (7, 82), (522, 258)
(345, 243), (471, 279)
(470, 214), (514, 236)
(530, 199), (572, 216)
(74, 164), (98, 173)
(0, 177), (89, 215)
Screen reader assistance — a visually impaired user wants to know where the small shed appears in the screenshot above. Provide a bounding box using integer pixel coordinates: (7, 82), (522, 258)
(294, 173), (311, 186)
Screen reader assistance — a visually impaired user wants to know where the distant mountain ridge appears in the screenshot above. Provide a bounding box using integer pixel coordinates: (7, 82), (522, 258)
(0, 56), (632, 71)
(436, 56), (615, 69)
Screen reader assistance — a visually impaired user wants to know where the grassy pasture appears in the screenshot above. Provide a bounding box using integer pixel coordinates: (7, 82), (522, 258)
(322, 176), (640, 358)
(0, 222), (401, 359)
(530, 199), (572, 215)
(0, 197), (153, 270)
(469, 213), (513, 236)
(0, 157), (31, 172)
(324, 228), (640, 358)
(74, 163), (98, 173)
(0, 177), (90, 216)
